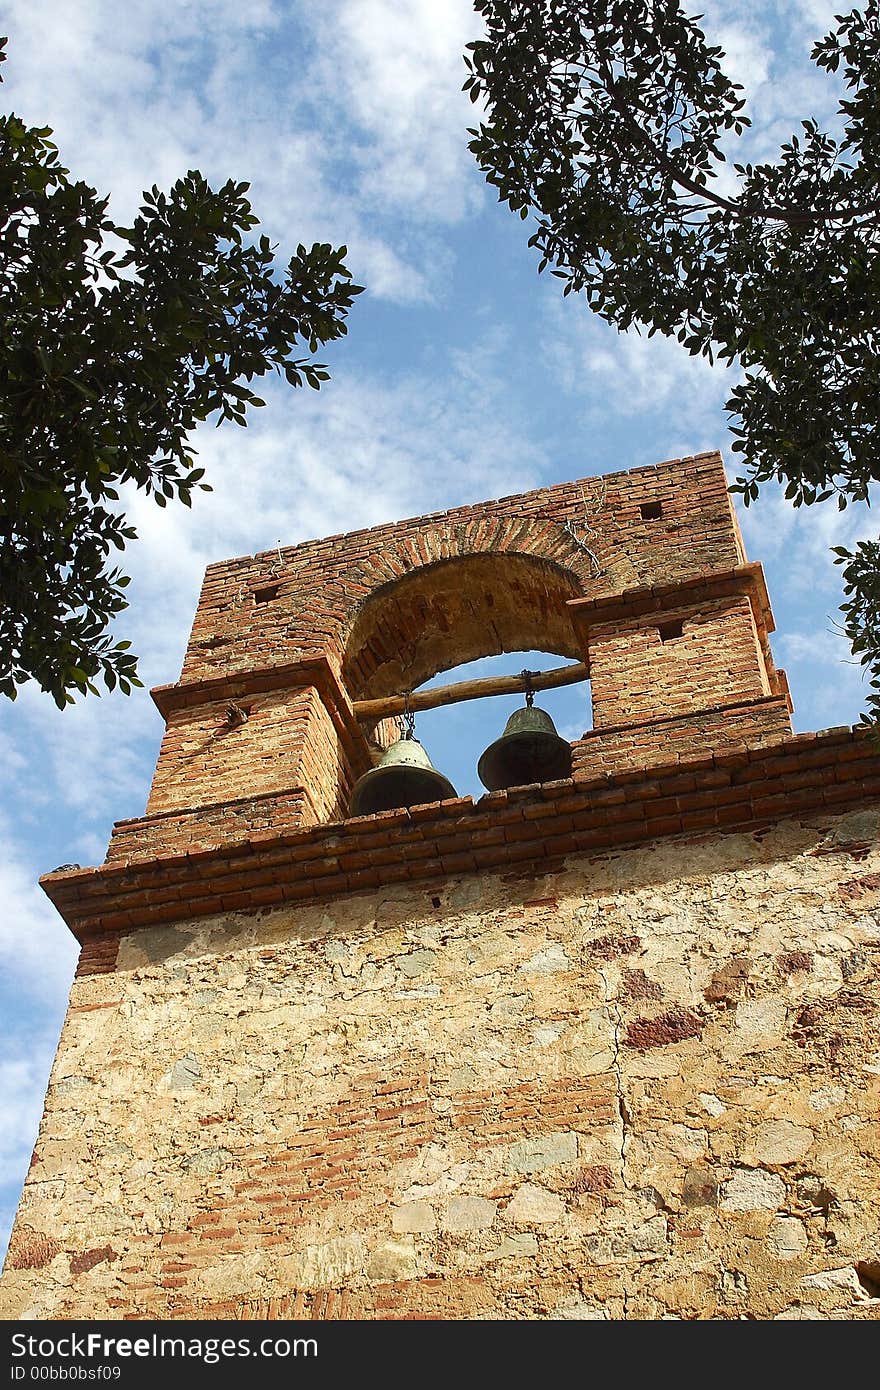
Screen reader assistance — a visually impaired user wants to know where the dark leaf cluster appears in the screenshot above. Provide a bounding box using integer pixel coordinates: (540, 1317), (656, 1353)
(465, 0), (880, 719)
(0, 37), (363, 707)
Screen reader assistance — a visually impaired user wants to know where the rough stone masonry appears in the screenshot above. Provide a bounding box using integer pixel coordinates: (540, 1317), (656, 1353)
(2, 452), (879, 1320)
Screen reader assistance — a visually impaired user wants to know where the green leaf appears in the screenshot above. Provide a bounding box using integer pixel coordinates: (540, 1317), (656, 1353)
(0, 40), (360, 707)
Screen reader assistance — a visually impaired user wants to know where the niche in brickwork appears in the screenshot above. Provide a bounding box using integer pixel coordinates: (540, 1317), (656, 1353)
(253, 583), (280, 605)
(342, 551), (585, 703)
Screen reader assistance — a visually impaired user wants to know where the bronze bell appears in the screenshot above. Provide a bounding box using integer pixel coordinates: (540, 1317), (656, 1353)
(349, 734), (457, 817)
(478, 701), (571, 792)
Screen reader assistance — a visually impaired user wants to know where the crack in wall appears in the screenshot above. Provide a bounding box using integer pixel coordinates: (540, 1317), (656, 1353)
(599, 965), (630, 1181)
(599, 963), (634, 1320)
(599, 962), (682, 1319)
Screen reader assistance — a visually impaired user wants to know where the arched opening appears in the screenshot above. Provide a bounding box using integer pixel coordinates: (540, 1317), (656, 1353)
(342, 551), (585, 704)
(412, 650), (592, 801)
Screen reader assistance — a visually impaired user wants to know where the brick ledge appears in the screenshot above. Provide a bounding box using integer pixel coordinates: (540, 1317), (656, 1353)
(40, 725), (880, 943)
(109, 695), (789, 848)
(575, 692), (789, 742)
(152, 653), (351, 724)
(566, 561), (774, 632)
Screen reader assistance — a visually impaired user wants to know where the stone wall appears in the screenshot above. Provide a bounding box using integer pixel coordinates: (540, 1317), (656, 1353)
(5, 455), (873, 1323)
(4, 806), (879, 1321)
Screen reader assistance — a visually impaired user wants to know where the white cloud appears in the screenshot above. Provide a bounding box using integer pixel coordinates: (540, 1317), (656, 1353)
(778, 625), (872, 729)
(709, 13), (773, 95)
(347, 236), (435, 305)
(6, 678), (162, 835)
(733, 479), (877, 730)
(737, 482), (876, 596)
(539, 298), (734, 466)
(302, 0), (482, 224)
(0, 824), (79, 1009)
(790, 1), (849, 40)
(0, 1048), (56, 1189)
(2, 0), (483, 307)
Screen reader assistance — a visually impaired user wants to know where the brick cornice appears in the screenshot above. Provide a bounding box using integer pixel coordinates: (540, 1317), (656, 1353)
(149, 653), (372, 783)
(575, 692), (789, 746)
(151, 653), (342, 718)
(40, 725), (880, 944)
(567, 562), (774, 639)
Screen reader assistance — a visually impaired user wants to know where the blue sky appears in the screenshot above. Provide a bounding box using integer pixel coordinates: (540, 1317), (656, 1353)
(0, 0), (875, 1262)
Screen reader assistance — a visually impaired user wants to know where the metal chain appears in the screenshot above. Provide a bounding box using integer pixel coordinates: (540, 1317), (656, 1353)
(400, 689), (416, 740)
(521, 669), (535, 707)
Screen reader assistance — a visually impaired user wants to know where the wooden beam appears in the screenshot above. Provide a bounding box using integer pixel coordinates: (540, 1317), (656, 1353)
(353, 661), (589, 721)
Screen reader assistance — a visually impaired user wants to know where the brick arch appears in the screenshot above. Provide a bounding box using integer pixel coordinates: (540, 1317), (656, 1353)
(342, 550), (586, 702)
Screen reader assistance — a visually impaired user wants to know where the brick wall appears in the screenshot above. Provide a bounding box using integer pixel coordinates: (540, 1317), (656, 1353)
(40, 726), (880, 938)
(133, 452), (771, 838)
(176, 453), (740, 692)
(147, 688), (318, 816)
(342, 551), (583, 703)
(588, 596), (771, 729)
(74, 932), (122, 978)
(101, 700), (788, 867)
(297, 685), (358, 825)
(146, 681), (365, 826)
(105, 790), (317, 865)
(570, 697), (793, 781)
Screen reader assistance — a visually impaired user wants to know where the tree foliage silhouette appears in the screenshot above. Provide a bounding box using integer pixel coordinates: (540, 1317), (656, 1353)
(0, 38), (362, 706)
(465, 0), (880, 718)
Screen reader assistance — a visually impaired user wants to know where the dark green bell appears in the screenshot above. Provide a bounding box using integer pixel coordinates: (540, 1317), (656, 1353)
(477, 704), (572, 792)
(349, 736), (457, 817)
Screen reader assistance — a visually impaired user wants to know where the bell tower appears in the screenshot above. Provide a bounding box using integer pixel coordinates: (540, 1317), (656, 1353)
(3, 451), (879, 1321)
